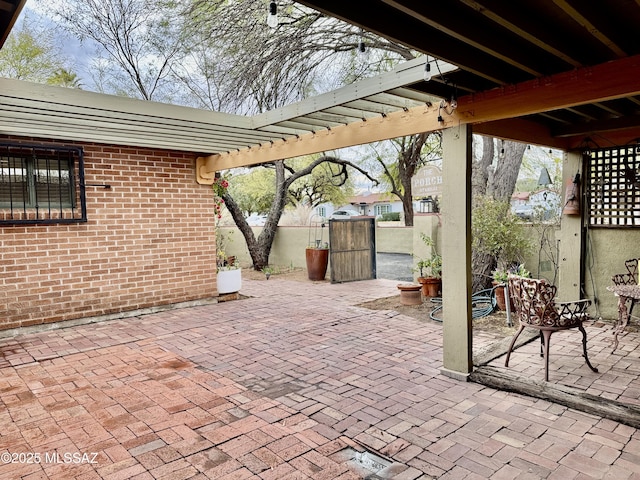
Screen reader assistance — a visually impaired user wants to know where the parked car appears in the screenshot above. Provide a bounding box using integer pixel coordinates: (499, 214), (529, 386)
(513, 204), (534, 220)
(245, 214), (267, 226)
(330, 209), (361, 219)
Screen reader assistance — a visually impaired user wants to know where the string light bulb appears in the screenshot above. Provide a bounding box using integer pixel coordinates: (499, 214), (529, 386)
(423, 57), (432, 82)
(267, 1), (278, 28)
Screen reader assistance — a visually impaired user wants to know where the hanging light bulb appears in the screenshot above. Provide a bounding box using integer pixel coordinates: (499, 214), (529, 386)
(423, 56), (432, 82)
(357, 28), (368, 58)
(424, 63), (432, 82)
(267, 1), (278, 28)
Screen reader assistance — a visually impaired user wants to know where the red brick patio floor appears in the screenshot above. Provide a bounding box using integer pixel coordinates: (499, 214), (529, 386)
(1, 277), (640, 479)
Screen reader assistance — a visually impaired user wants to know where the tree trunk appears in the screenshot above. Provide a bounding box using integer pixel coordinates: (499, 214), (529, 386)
(397, 133), (429, 226)
(489, 141), (527, 202)
(471, 137), (526, 291)
(472, 136), (494, 202)
(472, 250), (496, 293)
(223, 161), (289, 270)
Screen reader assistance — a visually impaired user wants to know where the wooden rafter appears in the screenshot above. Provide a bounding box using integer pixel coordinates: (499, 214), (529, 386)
(458, 0), (582, 68)
(552, 0), (626, 58)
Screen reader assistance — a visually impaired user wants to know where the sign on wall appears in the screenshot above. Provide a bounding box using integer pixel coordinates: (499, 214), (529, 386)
(412, 165), (443, 197)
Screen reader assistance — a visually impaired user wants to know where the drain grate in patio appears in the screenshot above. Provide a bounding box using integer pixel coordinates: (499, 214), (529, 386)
(335, 447), (396, 479)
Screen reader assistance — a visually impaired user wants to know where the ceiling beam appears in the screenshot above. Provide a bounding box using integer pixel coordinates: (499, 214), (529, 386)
(552, 115), (640, 138)
(295, 0), (526, 86)
(197, 54), (640, 182)
(456, 54), (640, 123)
(552, 0), (626, 57)
(474, 118), (568, 150)
(381, 0), (541, 76)
(458, 0), (582, 68)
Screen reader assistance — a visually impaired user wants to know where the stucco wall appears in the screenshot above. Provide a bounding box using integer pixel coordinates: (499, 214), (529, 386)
(412, 213), (441, 281)
(221, 222), (414, 271)
(0, 136), (216, 331)
(583, 228), (640, 320)
(376, 224), (413, 254)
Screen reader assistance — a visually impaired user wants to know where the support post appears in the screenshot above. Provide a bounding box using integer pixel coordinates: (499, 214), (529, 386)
(440, 124), (473, 380)
(557, 151), (583, 300)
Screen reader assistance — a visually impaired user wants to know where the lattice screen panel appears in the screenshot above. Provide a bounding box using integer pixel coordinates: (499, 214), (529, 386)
(586, 146), (640, 227)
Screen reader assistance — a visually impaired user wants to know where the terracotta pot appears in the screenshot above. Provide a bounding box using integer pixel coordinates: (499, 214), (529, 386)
(397, 284), (422, 305)
(306, 248), (329, 281)
(492, 281), (513, 311)
(417, 277), (441, 297)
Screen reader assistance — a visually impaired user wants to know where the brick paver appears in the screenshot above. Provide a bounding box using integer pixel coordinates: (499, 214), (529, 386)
(0, 276), (639, 479)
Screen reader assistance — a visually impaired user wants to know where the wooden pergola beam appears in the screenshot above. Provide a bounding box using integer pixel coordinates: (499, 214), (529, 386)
(196, 54), (640, 182)
(456, 54), (640, 123)
(197, 101), (451, 183)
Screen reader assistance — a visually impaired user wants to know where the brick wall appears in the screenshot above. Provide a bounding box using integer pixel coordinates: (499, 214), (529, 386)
(0, 137), (217, 330)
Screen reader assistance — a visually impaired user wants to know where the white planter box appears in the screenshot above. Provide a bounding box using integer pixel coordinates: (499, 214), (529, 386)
(217, 269), (242, 294)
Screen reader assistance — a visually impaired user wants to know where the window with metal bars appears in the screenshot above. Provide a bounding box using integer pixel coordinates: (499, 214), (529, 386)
(586, 145), (640, 227)
(0, 143), (86, 224)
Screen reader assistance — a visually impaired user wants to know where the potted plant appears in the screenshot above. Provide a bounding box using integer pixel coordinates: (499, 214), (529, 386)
(212, 174), (241, 294)
(306, 215), (329, 281)
(306, 241), (329, 281)
(415, 233), (442, 297)
(217, 251), (242, 294)
(492, 263), (530, 310)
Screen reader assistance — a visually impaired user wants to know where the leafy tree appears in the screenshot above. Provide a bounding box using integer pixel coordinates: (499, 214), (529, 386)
(227, 169), (276, 217)
(472, 196), (532, 268)
(0, 16), (69, 82)
(471, 136), (528, 290)
(185, 0), (414, 114)
(286, 157), (354, 208)
(47, 68), (82, 88)
(223, 156), (377, 270)
(371, 133), (442, 226)
(48, 0), (187, 100)
(184, 1), (440, 230)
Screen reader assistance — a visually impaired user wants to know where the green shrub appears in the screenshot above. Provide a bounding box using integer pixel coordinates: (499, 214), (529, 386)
(472, 196), (532, 270)
(380, 212), (401, 221)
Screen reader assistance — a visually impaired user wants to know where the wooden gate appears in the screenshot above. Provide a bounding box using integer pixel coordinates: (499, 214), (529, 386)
(329, 218), (376, 283)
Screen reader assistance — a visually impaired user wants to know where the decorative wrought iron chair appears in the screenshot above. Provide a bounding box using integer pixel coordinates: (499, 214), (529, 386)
(610, 258), (639, 351)
(612, 258), (638, 287)
(504, 275), (598, 381)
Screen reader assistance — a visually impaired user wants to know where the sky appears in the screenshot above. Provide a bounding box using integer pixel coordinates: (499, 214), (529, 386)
(21, 0), (95, 87)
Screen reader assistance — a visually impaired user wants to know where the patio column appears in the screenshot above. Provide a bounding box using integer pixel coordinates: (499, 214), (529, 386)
(440, 124), (473, 380)
(557, 151), (583, 300)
